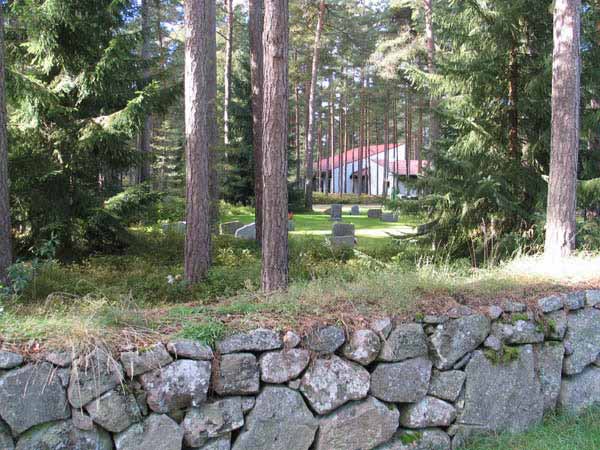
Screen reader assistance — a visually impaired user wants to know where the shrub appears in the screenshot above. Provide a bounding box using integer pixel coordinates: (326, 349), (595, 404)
(83, 209), (132, 253)
(104, 183), (164, 225)
(578, 178), (600, 219)
(312, 192), (383, 205)
(156, 196), (186, 222)
(384, 198), (428, 215)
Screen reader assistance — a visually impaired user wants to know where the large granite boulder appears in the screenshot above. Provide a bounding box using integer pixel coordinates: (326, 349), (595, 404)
(85, 388), (142, 433)
(342, 329), (381, 366)
(15, 421), (112, 450)
(68, 348), (124, 408)
(375, 429), (451, 450)
(140, 359), (211, 413)
(299, 355), (370, 414)
(314, 396), (399, 450)
(538, 295), (563, 313)
(114, 414), (183, 450)
(0, 420), (13, 450)
(558, 366), (600, 414)
(199, 435), (231, 450)
(503, 321), (545, 345)
(399, 396), (456, 428)
(457, 346), (543, 433)
(302, 326), (346, 354)
(167, 340), (214, 360)
(214, 353), (260, 396)
(429, 315), (491, 370)
(259, 349), (310, 383)
(428, 370), (466, 402)
(232, 386), (318, 450)
(0, 351), (23, 369)
(183, 397), (244, 447)
(217, 329), (283, 354)
(370, 357), (432, 403)
(121, 343), (173, 377)
(544, 310), (567, 341)
(379, 324), (428, 362)
(0, 362), (70, 434)
(534, 342), (564, 413)
(563, 308), (600, 375)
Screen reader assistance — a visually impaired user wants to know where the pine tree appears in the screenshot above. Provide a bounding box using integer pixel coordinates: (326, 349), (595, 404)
(0, 4), (11, 283)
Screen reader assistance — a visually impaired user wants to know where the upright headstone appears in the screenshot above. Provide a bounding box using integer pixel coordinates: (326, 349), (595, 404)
(367, 209), (382, 219)
(330, 204), (343, 221)
(381, 212), (398, 223)
(350, 205), (360, 215)
(330, 222), (355, 249)
(220, 221), (244, 235)
(235, 223), (257, 240)
(332, 223), (355, 237)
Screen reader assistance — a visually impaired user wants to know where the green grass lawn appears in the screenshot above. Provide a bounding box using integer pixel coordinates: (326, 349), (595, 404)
(464, 409), (600, 450)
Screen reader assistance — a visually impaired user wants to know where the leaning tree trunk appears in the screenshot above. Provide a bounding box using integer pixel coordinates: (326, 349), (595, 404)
(139, 0), (153, 183)
(223, 0), (234, 145)
(423, 0), (439, 154)
(0, 5), (11, 283)
(249, 0), (264, 246)
(261, 0), (289, 292)
(304, 0), (326, 210)
(184, 0), (216, 283)
(545, 0), (581, 259)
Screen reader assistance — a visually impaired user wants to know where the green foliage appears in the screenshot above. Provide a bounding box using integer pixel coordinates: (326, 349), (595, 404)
(156, 196), (186, 223)
(312, 192), (384, 205)
(104, 184), (164, 225)
(385, 198), (427, 215)
(578, 220), (600, 251)
(578, 178), (600, 216)
(83, 209), (132, 253)
(178, 319), (228, 347)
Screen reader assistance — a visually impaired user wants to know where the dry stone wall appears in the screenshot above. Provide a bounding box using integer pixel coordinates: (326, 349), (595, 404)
(1, 290), (600, 449)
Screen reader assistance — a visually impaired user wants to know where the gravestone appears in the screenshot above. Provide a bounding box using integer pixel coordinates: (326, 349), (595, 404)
(220, 221), (244, 235)
(330, 221), (355, 249)
(330, 236), (355, 248)
(235, 223), (256, 240)
(330, 204), (343, 221)
(288, 220), (295, 231)
(350, 205), (360, 215)
(332, 223), (355, 237)
(161, 222), (186, 234)
(367, 209), (382, 219)
(381, 213), (398, 223)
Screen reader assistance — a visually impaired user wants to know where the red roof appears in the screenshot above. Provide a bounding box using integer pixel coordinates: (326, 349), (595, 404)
(374, 159), (430, 176)
(317, 143), (403, 171)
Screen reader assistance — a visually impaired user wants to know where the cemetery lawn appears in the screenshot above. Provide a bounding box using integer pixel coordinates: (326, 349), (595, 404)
(1, 208), (600, 353)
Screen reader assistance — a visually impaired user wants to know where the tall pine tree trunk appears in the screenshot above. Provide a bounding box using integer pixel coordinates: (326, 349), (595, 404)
(139, 0), (152, 183)
(304, 0), (326, 209)
(249, 0), (264, 245)
(0, 5), (11, 283)
(545, 0), (581, 259)
(261, 0), (289, 291)
(508, 43), (520, 158)
(184, 0), (216, 283)
(223, 0), (234, 145)
(423, 0), (439, 153)
(295, 84), (301, 188)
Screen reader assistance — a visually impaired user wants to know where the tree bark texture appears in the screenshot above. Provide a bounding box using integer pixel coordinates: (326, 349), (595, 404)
(139, 0), (153, 183)
(224, 0), (234, 145)
(0, 5), (11, 283)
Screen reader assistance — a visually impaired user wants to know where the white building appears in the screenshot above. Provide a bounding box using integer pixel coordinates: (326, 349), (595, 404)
(315, 143), (429, 197)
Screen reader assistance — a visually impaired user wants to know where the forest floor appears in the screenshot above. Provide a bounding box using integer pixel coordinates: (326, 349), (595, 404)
(1, 209), (599, 355)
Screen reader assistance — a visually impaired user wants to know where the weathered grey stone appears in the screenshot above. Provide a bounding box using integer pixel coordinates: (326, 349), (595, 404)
(183, 397), (243, 447)
(220, 221), (244, 235)
(534, 342), (564, 413)
(332, 222), (355, 237)
(538, 295), (563, 313)
(585, 290), (600, 307)
(85, 388), (142, 433)
(487, 305), (503, 321)
(379, 323), (428, 362)
(544, 309), (567, 340)
(16, 421), (112, 450)
(564, 340), (574, 355)
(302, 325), (346, 354)
(288, 379), (302, 390)
(72, 408), (94, 431)
(235, 223), (256, 240)
(0, 351), (23, 369)
(232, 386), (317, 450)
(448, 424), (487, 450)
(400, 396), (457, 428)
(483, 336), (502, 352)
(241, 397), (255, 413)
(0, 420), (13, 450)
(372, 317), (393, 339)
(558, 366), (600, 414)
(563, 308), (600, 375)
(259, 349), (310, 383)
(315, 396), (399, 450)
(342, 329), (381, 365)
(428, 370), (466, 402)
(350, 205), (360, 215)
(564, 292), (585, 310)
(458, 346), (543, 433)
(300, 355), (370, 414)
(371, 357), (432, 403)
(453, 353), (472, 370)
(447, 306), (476, 319)
(140, 359), (211, 413)
(283, 331), (301, 348)
(381, 212), (398, 222)
(114, 414), (183, 450)
(217, 329), (282, 354)
(214, 353), (259, 396)
(199, 434), (231, 450)
(367, 209), (383, 219)
(329, 235), (355, 248)
(167, 340), (214, 360)
(0, 362), (70, 434)
(424, 315), (448, 325)
(46, 351), (73, 367)
(121, 343), (173, 377)
(68, 348), (124, 408)
(506, 321), (544, 344)
(429, 315), (491, 370)
(501, 301), (526, 313)
(375, 428), (451, 450)
(330, 204), (343, 221)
